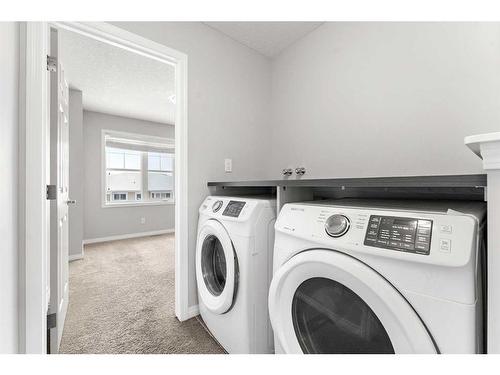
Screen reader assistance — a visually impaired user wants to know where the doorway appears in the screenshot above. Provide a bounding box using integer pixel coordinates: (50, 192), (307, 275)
(20, 22), (190, 354)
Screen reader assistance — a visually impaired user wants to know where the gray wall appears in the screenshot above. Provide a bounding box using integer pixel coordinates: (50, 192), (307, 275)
(69, 89), (84, 257)
(112, 22), (272, 308)
(99, 23), (498, 311)
(83, 110), (175, 240)
(0, 22), (19, 353)
(268, 22), (498, 179)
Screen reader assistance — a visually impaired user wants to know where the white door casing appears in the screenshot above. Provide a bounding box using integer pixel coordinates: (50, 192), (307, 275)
(19, 21), (51, 354)
(196, 220), (236, 314)
(268, 249), (437, 354)
(48, 27), (70, 353)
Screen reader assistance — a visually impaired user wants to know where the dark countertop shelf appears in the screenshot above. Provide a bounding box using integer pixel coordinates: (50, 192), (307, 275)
(208, 174), (487, 189)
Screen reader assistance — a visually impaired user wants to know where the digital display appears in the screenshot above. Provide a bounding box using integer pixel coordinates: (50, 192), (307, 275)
(392, 218), (417, 227)
(222, 200), (246, 218)
(364, 215), (432, 255)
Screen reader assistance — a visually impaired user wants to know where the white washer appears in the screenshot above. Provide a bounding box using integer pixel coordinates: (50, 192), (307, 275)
(196, 196), (276, 353)
(269, 199), (486, 354)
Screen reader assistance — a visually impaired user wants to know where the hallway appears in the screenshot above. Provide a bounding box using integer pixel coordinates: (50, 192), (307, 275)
(59, 234), (224, 354)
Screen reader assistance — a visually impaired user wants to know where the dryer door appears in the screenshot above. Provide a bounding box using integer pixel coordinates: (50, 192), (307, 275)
(196, 219), (238, 314)
(268, 249), (437, 354)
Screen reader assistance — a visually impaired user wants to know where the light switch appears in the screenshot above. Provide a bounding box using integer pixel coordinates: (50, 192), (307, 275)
(225, 158), (232, 173)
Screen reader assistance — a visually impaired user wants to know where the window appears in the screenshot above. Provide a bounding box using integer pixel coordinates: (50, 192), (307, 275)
(148, 151), (174, 201)
(103, 130), (174, 206)
(106, 147), (141, 170)
(150, 191), (172, 200)
(105, 147), (142, 204)
(148, 152), (174, 171)
(112, 192), (128, 201)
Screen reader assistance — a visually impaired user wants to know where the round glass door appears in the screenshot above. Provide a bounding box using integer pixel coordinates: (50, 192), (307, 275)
(268, 249), (437, 354)
(201, 235), (227, 296)
(292, 277), (394, 354)
(196, 219), (237, 314)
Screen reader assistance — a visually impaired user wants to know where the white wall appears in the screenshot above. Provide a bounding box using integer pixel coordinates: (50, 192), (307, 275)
(109, 23), (499, 310)
(83, 110), (176, 240)
(0, 22), (19, 353)
(68, 89), (84, 258)
(269, 22), (500, 179)
(112, 22), (272, 307)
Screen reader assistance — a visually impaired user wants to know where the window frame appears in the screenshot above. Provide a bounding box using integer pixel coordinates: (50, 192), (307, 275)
(102, 129), (175, 208)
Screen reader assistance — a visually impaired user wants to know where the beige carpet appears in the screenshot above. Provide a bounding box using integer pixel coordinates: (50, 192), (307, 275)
(59, 233), (224, 354)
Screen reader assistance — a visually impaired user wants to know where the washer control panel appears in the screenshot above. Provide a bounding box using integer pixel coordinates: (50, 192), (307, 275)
(222, 200), (246, 218)
(364, 215), (433, 255)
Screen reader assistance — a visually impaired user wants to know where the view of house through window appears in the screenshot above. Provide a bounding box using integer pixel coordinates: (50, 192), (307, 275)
(104, 131), (174, 206)
(148, 151), (174, 201)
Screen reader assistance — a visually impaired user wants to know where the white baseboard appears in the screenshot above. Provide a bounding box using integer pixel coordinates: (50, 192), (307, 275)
(83, 229), (175, 245)
(69, 243), (85, 262)
(186, 305), (200, 319)
(68, 253), (84, 262)
(176, 304), (200, 322)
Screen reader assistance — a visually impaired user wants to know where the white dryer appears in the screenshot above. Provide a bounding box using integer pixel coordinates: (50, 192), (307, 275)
(196, 196), (276, 353)
(269, 199), (486, 354)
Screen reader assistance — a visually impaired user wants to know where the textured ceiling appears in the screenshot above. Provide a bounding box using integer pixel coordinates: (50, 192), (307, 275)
(204, 22), (324, 58)
(60, 29), (175, 125)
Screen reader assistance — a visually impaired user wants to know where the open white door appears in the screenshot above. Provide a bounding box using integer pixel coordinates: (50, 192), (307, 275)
(48, 27), (70, 354)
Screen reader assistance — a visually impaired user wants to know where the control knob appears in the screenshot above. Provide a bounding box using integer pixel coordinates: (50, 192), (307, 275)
(212, 200), (223, 212)
(325, 214), (350, 237)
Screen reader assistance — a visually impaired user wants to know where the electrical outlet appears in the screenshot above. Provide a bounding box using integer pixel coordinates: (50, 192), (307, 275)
(224, 158), (232, 173)
(140, 217), (146, 224)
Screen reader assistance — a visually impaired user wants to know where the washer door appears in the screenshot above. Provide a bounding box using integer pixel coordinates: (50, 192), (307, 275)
(268, 249), (437, 354)
(196, 219), (238, 314)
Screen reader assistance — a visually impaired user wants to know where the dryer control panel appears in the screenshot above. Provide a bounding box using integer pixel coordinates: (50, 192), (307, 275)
(364, 215), (433, 255)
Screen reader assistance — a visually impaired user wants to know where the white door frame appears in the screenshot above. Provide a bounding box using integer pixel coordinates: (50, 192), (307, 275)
(18, 21), (51, 354)
(19, 21), (190, 353)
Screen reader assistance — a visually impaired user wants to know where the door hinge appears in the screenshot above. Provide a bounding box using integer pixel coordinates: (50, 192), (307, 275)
(47, 55), (57, 72)
(46, 185), (57, 200)
(47, 313), (57, 329)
